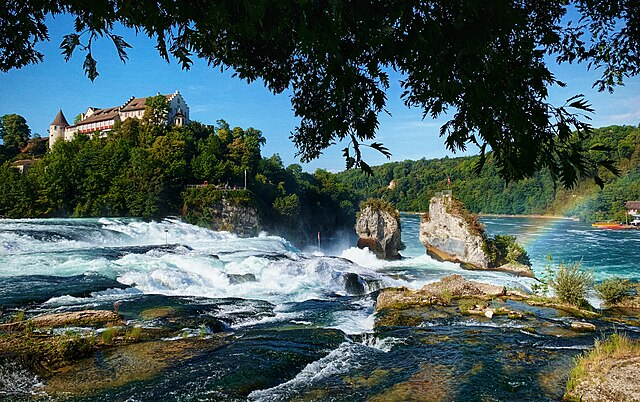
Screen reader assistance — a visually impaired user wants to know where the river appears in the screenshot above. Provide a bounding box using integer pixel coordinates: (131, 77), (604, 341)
(0, 215), (638, 400)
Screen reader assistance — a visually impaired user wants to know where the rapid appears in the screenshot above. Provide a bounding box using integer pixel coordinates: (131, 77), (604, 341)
(0, 215), (638, 401)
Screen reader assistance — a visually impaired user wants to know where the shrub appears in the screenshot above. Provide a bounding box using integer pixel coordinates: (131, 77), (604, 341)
(359, 198), (399, 221)
(56, 334), (96, 361)
(439, 289), (453, 306)
(483, 235), (531, 267)
(550, 261), (594, 307)
(595, 278), (635, 305)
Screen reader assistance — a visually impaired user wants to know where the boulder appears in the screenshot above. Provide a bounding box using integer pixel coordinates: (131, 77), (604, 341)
(376, 275), (506, 312)
(355, 203), (402, 260)
(421, 274), (506, 298)
(343, 273), (366, 295)
(419, 195), (489, 269)
(570, 321), (597, 332)
(419, 195), (534, 277)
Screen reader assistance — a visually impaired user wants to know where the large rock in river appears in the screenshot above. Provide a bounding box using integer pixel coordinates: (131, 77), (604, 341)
(419, 194), (490, 269)
(355, 200), (402, 260)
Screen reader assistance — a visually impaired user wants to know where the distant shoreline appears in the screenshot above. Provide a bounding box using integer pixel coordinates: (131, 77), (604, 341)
(479, 213), (575, 220)
(400, 211), (576, 220)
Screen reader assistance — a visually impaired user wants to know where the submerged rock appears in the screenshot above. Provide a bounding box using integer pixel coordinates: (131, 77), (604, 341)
(227, 273), (258, 284)
(355, 200), (403, 260)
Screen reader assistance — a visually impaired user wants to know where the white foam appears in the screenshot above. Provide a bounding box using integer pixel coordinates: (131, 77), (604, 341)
(339, 247), (385, 269)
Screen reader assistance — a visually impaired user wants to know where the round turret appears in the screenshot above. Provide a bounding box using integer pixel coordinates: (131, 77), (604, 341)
(49, 109), (69, 149)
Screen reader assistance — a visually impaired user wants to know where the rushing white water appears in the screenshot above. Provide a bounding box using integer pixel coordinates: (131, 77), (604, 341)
(0, 217), (542, 336)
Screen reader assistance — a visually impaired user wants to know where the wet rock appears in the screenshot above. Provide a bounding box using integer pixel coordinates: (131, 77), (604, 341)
(0, 310), (122, 331)
(343, 273), (366, 295)
(355, 201), (402, 260)
(227, 273), (257, 284)
(182, 190), (261, 237)
(422, 274), (506, 298)
(484, 310), (494, 318)
(376, 275), (505, 312)
(570, 321), (597, 332)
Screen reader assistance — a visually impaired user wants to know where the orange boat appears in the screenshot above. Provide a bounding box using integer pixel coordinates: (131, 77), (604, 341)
(592, 222), (631, 229)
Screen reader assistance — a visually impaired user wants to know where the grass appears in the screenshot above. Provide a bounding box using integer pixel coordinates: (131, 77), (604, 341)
(566, 333), (640, 396)
(125, 327), (143, 342)
(101, 327), (119, 345)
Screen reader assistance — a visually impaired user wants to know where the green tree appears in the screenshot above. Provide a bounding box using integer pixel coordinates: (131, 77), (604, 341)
(3, 1), (637, 186)
(143, 94), (170, 126)
(0, 114), (31, 155)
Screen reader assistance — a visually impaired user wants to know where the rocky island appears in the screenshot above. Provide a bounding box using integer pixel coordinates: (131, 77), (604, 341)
(355, 199), (404, 260)
(420, 192), (534, 277)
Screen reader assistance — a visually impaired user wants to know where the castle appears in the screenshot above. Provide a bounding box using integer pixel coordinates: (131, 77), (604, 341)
(49, 91), (190, 148)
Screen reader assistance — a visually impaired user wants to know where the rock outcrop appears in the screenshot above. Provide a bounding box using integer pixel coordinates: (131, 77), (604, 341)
(419, 194), (533, 277)
(0, 310), (122, 331)
(376, 274), (506, 312)
(182, 189), (261, 237)
(419, 194), (489, 269)
(355, 200), (403, 260)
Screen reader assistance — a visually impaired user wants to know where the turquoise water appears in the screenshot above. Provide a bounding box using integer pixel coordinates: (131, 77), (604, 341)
(401, 213), (640, 281)
(0, 216), (638, 401)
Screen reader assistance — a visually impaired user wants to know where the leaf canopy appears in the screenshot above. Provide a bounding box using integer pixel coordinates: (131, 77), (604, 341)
(1, 0), (638, 186)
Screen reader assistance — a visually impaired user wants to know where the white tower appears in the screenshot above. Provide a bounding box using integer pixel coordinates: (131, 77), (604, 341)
(49, 109), (69, 149)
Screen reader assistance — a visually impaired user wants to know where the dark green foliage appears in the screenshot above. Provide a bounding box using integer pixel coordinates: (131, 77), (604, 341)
(0, 116), (356, 246)
(359, 198), (399, 221)
(3, 1), (638, 185)
(483, 235), (531, 267)
(336, 125), (640, 222)
(0, 114), (31, 156)
(595, 278), (635, 305)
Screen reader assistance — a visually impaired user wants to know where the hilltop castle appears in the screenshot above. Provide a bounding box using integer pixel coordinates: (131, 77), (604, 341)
(49, 91), (190, 149)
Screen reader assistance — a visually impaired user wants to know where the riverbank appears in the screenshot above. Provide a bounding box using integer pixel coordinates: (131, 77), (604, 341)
(401, 211), (576, 220)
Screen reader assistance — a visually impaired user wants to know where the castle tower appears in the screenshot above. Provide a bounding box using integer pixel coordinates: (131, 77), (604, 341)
(49, 109), (69, 149)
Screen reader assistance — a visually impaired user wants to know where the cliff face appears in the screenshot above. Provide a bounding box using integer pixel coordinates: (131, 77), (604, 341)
(355, 204), (402, 260)
(181, 189), (261, 237)
(419, 195), (490, 269)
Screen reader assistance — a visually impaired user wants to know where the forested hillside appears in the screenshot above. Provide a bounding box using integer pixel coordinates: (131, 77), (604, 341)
(336, 125), (640, 222)
(0, 101), (357, 245)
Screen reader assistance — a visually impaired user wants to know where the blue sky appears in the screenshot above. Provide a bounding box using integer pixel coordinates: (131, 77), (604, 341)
(1, 14), (639, 172)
